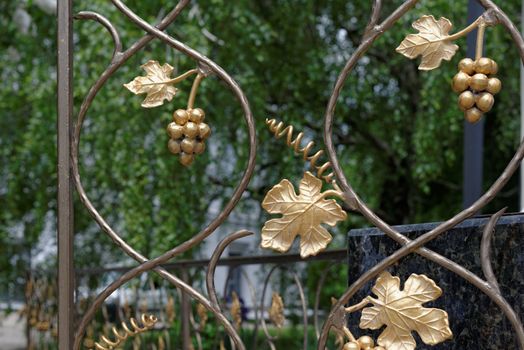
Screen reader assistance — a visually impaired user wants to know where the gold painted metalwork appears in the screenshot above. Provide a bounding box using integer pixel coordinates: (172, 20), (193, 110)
(132, 335), (141, 350)
(262, 119), (348, 257)
(359, 272), (452, 350)
(65, 2), (524, 350)
(341, 272), (452, 350)
(167, 107), (211, 166)
(269, 292), (285, 328)
(158, 336), (166, 350)
(266, 118), (334, 183)
(24, 277), (58, 338)
(90, 314), (158, 350)
(125, 60), (178, 108)
(124, 60), (195, 108)
(453, 57), (501, 123)
(396, 15), (459, 70)
(166, 294), (176, 323)
(261, 171), (346, 258)
(396, 15), (490, 71)
(35, 319), (50, 332)
(397, 14), (501, 124)
(125, 60), (210, 166)
(196, 302), (208, 328)
(230, 291), (242, 330)
(84, 325), (96, 349)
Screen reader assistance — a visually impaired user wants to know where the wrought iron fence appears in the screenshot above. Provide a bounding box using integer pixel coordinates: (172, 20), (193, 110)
(25, 249), (347, 349)
(56, 0), (524, 349)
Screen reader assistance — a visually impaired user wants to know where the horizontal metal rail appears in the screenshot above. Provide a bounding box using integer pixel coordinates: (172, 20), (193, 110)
(75, 248), (347, 275)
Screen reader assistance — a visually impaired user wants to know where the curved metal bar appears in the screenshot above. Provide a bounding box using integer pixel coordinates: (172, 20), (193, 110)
(221, 267), (234, 308)
(478, 0), (523, 59)
(320, 0), (524, 348)
(188, 306), (204, 350)
(218, 263), (261, 350)
(258, 266), (308, 349)
(364, 0), (383, 38)
(222, 265), (262, 350)
(75, 0), (257, 334)
(481, 208), (506, 293)
(72, 1), (253, 349)
(318, 219), (524, 348)
(240, 270), (261, 350)
(313, 263), (341, 339)
(291, 271), (309, 350)
(74, 268), (245, 350)
(72, 2), (191, 265)
(260, 265), (281, 350)
(72, 0), (191, 297)
(206, 231), (254, 310)
(72, 2), (198, 347)
(67, 1), (524, 350)
(73, 11), (122, 61)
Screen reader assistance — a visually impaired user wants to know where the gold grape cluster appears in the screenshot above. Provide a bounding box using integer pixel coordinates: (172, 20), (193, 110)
(452, 57), (502, 123)
(343, 336), (384, 350)
(166, 108), (211, 166)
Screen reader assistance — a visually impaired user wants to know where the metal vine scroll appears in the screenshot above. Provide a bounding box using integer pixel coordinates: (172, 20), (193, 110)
(58, 0), (524, 349)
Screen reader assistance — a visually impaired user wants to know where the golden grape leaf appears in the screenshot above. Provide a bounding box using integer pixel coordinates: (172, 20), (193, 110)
(230, 291), (242, 329)
(269, 292), (285, 328)
(124, 60), (178, 108)
(396, 15), (459, 70)
(166, 295), (175, 323)
(196, 303), (208, 328)
(359, 272), (452, 350)
(261, 171), (347, 258)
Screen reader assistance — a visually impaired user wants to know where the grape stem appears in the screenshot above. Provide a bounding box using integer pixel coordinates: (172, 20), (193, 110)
(446, 16), (485, 42)
(187, 73), (205, 110)
(446, 14), (490, 60)
(343, 326), (357, 343)
(336, 297), (374, 344)
(475, 22), (486, 60)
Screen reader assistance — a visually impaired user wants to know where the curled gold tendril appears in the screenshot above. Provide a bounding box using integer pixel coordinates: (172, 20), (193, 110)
(265, 118), (334, 183)
(91, 314), (158, 350)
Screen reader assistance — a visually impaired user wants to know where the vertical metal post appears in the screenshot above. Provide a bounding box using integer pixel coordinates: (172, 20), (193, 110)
(181, 270), (192, 350)
(463, 0), (485, 209)
(57, 0), (75, 348)
(520, 0), (524, 211)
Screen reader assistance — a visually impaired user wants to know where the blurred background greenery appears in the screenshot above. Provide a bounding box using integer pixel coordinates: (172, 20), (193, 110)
(0, 1), (523, 345)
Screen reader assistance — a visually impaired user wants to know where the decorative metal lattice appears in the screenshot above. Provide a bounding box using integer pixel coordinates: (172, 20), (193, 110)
(55, 0), (524, 349)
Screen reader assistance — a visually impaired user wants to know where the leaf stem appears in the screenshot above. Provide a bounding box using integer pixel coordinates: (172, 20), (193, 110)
(187, 73), (205, 110)
(139, 68), (198, 87)
(170, 68), (199, 84)
(447, 16), (484, 41)
(344, 297), (372, 313)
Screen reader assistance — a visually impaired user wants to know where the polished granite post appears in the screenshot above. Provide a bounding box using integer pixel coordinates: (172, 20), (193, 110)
(347, 214), (524, 349)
